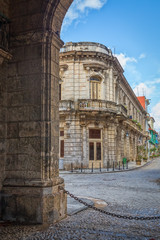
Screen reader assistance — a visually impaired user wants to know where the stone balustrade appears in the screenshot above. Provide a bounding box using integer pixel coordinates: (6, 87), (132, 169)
(60, 42), (112, 56)
(59, 100), (75, 111)
(59, 99), (128, 116)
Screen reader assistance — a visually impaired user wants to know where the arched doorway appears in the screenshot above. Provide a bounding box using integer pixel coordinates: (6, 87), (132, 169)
(1, 0), (73, 224)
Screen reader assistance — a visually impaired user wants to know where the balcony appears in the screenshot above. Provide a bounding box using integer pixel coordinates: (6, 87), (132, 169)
(78, 99), (117, 112)
(125, 118), (144, 134)
(117, 104), (128, 116)
(144, 131), (150, 139)
(59, 100), (75, 111)
(59, 99), (128, 117)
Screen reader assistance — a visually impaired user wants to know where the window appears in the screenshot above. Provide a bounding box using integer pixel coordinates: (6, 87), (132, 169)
(90, 76), (101, 99)
(96, 142), (101, 160)
(89, 142), (94, 160)
(60, 140), (64, 157)
(89, 129), (102, 161)
(60, 130), (64, 136)
(59, 130), (64, 158)
(89, 129), (101, 139)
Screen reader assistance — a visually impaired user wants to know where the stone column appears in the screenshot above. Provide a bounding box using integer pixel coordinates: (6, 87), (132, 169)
(129, 135), (132, 160)
(108, 120), (117, 166)
(116, 126), (122, 163)
(134, 135), (138, 161)
(124, 134), (127, 158)
(108, 68), (114, 102)
(103, 125), (109, 168)
(121, 129), (125, 159)
(126, 134), (130, 160)
(82, 125), (88, 168)
(1, 5), (68, 222)
(132, 134), (136, 161)
(2, 32), (67, 224)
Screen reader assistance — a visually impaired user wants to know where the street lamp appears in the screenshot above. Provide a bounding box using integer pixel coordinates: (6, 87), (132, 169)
(126, 132), (129, 137)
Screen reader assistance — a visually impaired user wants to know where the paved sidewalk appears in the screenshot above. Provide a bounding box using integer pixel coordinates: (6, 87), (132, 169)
(67, 197), (94, 216)
(60, 159), (152, 174)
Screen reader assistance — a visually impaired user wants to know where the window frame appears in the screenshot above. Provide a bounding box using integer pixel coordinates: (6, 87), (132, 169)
(59, 129), (64, 158)
(89, 129), (102, 162)
(90, 76), (101, 100)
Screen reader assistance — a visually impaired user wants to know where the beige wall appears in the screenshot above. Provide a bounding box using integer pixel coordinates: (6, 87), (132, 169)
(59, 42), (147, 169)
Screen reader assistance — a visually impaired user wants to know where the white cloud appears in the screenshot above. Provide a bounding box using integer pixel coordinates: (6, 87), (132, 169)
(139, 53), (146, 59)
(133, 82), (155, 98)
(77, 0), (107, 11)
(63, 7), (79, 27)
(62, 0), (107, 30)
(115, 53), (137, 69)
(151, 102), (160, 132)
(146, 78), (160, 85)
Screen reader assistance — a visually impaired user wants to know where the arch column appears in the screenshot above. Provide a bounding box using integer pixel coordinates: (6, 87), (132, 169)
(1, 0), (73, 224)
(2, 31), (67, 224)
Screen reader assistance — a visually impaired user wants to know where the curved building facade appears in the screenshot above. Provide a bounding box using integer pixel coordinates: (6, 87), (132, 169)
(59, 42), (148, 169)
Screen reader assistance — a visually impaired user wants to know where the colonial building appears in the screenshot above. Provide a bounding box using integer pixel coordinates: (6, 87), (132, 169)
(148, 117), (159, 148)
(59, 42), (149, 170)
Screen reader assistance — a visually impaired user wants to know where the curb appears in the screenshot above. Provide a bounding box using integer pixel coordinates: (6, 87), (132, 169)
(67, 198), (94, 216)
(60, 159), (156, 175)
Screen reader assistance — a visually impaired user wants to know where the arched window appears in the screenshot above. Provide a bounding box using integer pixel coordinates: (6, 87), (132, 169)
(90, 76), (101, 99)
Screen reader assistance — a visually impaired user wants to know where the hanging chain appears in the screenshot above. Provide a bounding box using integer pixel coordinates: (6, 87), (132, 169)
(59, 187), (160, 221)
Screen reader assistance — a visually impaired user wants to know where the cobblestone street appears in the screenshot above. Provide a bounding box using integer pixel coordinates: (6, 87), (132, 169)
(1, 158), (160, 240)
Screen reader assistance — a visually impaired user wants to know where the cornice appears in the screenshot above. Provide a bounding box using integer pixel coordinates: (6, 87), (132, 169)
(59, 50), (113, 62)
(60, 64), (68, 71)
(119, 74), (146, 114)
(83, 63), (108, 71)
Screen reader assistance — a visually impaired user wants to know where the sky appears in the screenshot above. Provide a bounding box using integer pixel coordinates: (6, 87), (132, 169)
(61, 0), (160, 132)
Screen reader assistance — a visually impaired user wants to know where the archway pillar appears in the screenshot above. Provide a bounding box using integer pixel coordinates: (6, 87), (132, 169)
(2, 29), (67, 223)
(0, 0), (75, 224)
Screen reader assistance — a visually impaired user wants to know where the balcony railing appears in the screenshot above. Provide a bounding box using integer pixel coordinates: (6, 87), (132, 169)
(117, 104), (127, 116)
(59, 100), (75, 111)
(78, 99), (117, 112)
(59, 99), (128, 116)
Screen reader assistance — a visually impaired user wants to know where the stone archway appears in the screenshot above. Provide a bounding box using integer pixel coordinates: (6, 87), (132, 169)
(0, 0), (73, 224)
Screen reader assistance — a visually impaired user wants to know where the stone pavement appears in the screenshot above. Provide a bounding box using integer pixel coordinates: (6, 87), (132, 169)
(1, 208), (159, 240)
(63, 160), (153, 217)
(0, 158), (160, 240)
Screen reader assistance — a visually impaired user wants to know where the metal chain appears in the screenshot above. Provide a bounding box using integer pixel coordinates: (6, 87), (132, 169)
(60, 187), (160, 221)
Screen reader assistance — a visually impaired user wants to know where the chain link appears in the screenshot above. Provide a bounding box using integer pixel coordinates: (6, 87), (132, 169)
(60, 187), (160, 221)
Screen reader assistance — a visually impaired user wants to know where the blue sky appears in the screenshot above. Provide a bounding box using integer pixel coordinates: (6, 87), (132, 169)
(61, 0), (160, 132)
